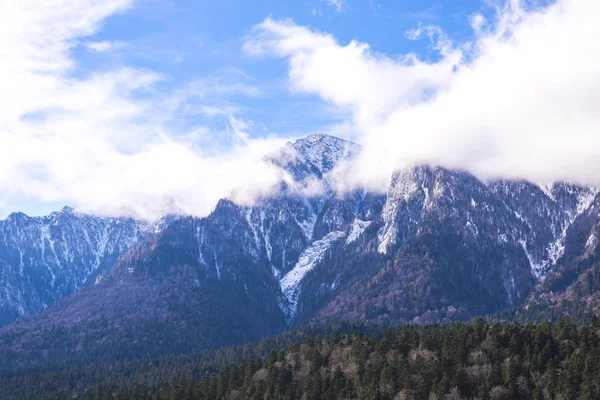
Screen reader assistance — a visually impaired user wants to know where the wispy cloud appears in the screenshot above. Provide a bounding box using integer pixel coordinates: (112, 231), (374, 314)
(85, 40), (126, 52)
(185, 77), (262, 98)
(189, 104), (241, 118)
(244, 17), (460, 132)
(470, 13), (486, 32)
(0, 0), (288, 220)
(323, 0), (346, 12)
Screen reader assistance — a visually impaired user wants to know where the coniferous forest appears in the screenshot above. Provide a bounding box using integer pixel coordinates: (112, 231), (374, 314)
(2, 318), (600, 399)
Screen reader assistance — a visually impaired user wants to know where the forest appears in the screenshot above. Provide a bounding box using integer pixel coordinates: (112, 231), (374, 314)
(3, 318), (600, 399)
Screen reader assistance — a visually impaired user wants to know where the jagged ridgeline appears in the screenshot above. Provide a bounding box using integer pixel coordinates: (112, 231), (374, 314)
(1, 319), (600, 399)
(0, 133), (600, 370)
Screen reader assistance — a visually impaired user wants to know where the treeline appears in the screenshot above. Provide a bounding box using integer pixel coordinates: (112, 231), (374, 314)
(0, 320), (387, 399)
(18, 317), (600, 400)
(490, 300), (598, 325)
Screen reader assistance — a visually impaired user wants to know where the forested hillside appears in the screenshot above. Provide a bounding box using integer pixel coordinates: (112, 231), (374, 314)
(3, 318), (600, 399)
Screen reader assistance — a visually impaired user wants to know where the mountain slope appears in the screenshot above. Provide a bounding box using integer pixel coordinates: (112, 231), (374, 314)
(0, 207), (146, 325)
(0, 134), (375, 366)
(488, 181), (598, 278)
(264, 132), (360, 181)
(0, 133), (597, 368)
(505, 191), (600, 321)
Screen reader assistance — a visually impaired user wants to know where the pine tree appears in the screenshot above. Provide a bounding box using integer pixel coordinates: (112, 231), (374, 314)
(379, 364), (395, 399)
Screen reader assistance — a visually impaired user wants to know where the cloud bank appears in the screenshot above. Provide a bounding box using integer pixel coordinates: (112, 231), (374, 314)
(0, 0), (288, 220)
(246, 0), (600, 191)
(2, 0), (600, 220)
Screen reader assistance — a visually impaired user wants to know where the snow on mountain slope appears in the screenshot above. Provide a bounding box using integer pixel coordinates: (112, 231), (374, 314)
(542, 188), (599, 271)
(291, 133), (360, 174)
(2, 132), (599, 340)
(0, 207), (148, 325)
(3, 133), (600, 368)
(264, 133), (361, 181)
(346, 219), (372, 244)
(489, 181), (599, 278)
(279, 230), (345, 322)
(377, 167), (430, 254)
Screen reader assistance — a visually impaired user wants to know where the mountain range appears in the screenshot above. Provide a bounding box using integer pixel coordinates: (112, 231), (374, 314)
(1, 132), (599, 368)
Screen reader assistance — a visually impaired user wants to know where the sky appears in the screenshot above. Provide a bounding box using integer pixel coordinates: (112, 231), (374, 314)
(1, 0), (599, 220)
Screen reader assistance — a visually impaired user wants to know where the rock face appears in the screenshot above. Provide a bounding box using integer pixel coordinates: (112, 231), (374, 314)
(292, 167), (594, 325)
(0, 133), (597, 366)
(0, 207), (146, 325)
(509, 191), (600, 321)
(487, 181), (598, 278)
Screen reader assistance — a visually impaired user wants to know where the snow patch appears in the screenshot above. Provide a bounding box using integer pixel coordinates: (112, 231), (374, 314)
(519, 240), (547, 279)
(421, 183), (430, 210)
(465, 220), (479, 236)
(291, 133), (361, 176)
(544, 189), (598, 269)
(539, 184), (556, 201)
(586, 232), (597, 251)
(279, 230), (344, 323)
(195, 226), (207, 267)
(295, 211), (317, 241)
(272, 266), (281, 278)
(243, 208), (262, 259)
(504, 270), (519, 306)
(346, 219), (371, 244)
(258, 210), (272, 262)
(378, 169), (424, 254)
(87, 224), (109, 275)
(213, 249), (221, 280)
(521, 188), (598, 279)
(330, 277), (340, 290)
(514, 211), (527, 223)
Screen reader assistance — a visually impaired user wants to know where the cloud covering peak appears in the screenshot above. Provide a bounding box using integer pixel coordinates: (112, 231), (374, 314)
(246, 0), (600, 191)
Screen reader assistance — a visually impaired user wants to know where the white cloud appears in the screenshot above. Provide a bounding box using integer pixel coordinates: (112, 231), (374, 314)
(470, 13), (486, 32)
(185, 77), (262, 99)
(176, 76), (259, 122)
(244, 18), (461, 132)
(245, 0), (600, 190)
(5, 0), (600, 221)
(0, 0), (289, 220)
(85, 40), (126, 52)
(323, 0), (346, 12)
(189, 104), (240, 118)
(404, 24), (454, 56)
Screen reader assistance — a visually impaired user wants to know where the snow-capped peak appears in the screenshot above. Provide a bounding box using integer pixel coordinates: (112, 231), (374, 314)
(290, 132), (360, 172)
(60, 205), (76, 214)
(264, 133), (361, 181)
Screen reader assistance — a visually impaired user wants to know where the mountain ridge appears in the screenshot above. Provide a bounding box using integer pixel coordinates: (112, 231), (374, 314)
(0, 132), (599, 368)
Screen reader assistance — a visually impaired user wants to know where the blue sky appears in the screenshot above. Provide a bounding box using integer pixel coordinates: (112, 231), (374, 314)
(1, 0), (598, 219)
(74, 0), (487, 141)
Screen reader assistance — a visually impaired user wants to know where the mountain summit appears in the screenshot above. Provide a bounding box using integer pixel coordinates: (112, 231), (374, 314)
(265, 133), (360, 180)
